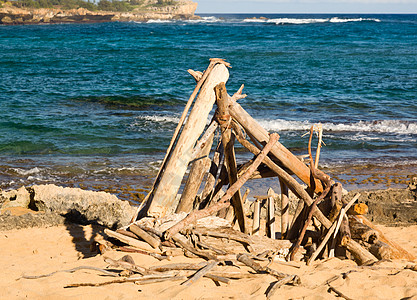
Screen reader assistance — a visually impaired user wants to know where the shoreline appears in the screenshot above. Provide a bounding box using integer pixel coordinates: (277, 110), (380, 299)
(0, 153), (415, 203)
(0, 2), (199, 25)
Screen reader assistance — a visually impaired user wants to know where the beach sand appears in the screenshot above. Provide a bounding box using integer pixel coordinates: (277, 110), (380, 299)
(1, 221), (416, 300)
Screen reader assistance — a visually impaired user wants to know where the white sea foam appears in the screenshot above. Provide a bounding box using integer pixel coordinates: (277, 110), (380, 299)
(258, 119), (417, 135)
(146, 19), (172, 24)
(245, 17), (381, 25)
(136, 115), (181, 124)
(186, 16), (222, 23)
(243, 18), (267, 23)
(267, 18), (328, 25)
(329, 17), (381, 23)
(12, 167), (41, 176)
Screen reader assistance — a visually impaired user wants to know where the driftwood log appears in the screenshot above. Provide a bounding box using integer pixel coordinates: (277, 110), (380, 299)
(144, 62), (230, 218)
(215, 82), (246, 233)
(354, 215), (415, 261)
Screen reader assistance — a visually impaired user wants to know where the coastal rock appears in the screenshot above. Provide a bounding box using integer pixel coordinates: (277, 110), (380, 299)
(30, 184), (136, 229)
(0, 186), (31, 209)
(346, 186), (417, 225)
(0, 184), (136, 230)
(0, 0), (198, 25)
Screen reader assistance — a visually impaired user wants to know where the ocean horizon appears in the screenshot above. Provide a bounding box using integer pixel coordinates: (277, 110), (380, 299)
(1, 13), (416, 202)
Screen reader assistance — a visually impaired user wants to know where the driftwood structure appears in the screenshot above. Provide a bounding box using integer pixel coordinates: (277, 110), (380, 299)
(127, 58), (414, 283)
(23, 59), (415, 295)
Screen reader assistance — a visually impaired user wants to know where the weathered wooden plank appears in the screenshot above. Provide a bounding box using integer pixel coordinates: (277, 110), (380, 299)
(145, 64), (229, 218)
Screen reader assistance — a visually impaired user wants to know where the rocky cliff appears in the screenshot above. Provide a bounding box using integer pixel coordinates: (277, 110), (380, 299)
(0, 0), (198, 25)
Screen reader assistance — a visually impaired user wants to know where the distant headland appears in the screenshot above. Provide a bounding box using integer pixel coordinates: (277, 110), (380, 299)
(0, 0), (198, 25)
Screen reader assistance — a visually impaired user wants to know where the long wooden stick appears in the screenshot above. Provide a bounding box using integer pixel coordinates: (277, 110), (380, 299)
(252, 199), (261, 236)
(158, 58), (230, 185)
(267, 188), (276, 239)
(266, 275), (299, 300)
(289, 183), (332, 261)
(129, 224), (160, 249)
(288, 128), (333, 261)
(65, 275), (187, 288)
(215, 82), (246, 233)
(279, 178), (289, 239)
(237, 253), (297, 280)
(191, 119), (218, 161)
(104, 229), (160, 253)
(199, 139), (224, 209)
(176, 132), (213, 213)
(354, 215), (416, 261)
(181, 261), (219, 286)
(164, 133), (279, 240)
(20, 266), (118, 280)
(286, 199), (305, 240)
(314, 123), (323, 169)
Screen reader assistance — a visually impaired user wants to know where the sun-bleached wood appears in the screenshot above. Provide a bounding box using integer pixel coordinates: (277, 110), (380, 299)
(267, 188), (276, 239)
(145, 64), (229, 218)
(176, 132), (214, 213)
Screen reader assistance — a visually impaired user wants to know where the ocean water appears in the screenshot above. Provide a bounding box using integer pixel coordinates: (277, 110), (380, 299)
(0, 14), (416, 202)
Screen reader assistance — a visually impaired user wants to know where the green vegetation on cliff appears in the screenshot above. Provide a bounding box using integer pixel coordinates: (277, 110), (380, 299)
(4, 0), (180, 12)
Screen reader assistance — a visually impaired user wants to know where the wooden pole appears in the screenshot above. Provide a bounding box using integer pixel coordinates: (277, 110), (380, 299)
(176, 132), (214, 213)
(279, 178), (289, 239)
(267, 188), (276, 239)
(228, 100), (323, 193)
(191, 119), (218, 161)
(215, 82), (246, 233)
(129, 224), (160, 249)
(145, 63), (229, 218)
(286, 199), (305, 240)
(252, 199), (261, 236)
(199, 142), (224, 209)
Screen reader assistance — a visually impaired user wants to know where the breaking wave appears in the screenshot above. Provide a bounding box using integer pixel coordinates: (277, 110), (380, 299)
(135, 115), (181, 124)
(258, 119), (417, 135)
(243, 17), (381, 25)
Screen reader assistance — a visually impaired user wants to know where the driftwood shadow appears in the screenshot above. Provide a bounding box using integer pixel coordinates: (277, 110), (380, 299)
(63, 210), (102, 259)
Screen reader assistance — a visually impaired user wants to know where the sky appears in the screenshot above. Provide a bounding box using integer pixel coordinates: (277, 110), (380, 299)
(194, 0), (417, 13)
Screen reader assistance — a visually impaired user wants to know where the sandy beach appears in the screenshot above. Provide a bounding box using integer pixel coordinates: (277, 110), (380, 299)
(0, 216), (416, 299)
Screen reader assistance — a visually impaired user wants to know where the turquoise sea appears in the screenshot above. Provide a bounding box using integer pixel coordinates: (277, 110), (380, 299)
(1, 14), (416, 202)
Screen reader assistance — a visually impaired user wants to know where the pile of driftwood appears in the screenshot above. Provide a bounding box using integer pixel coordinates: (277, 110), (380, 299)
(25, 58), (414, 295)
